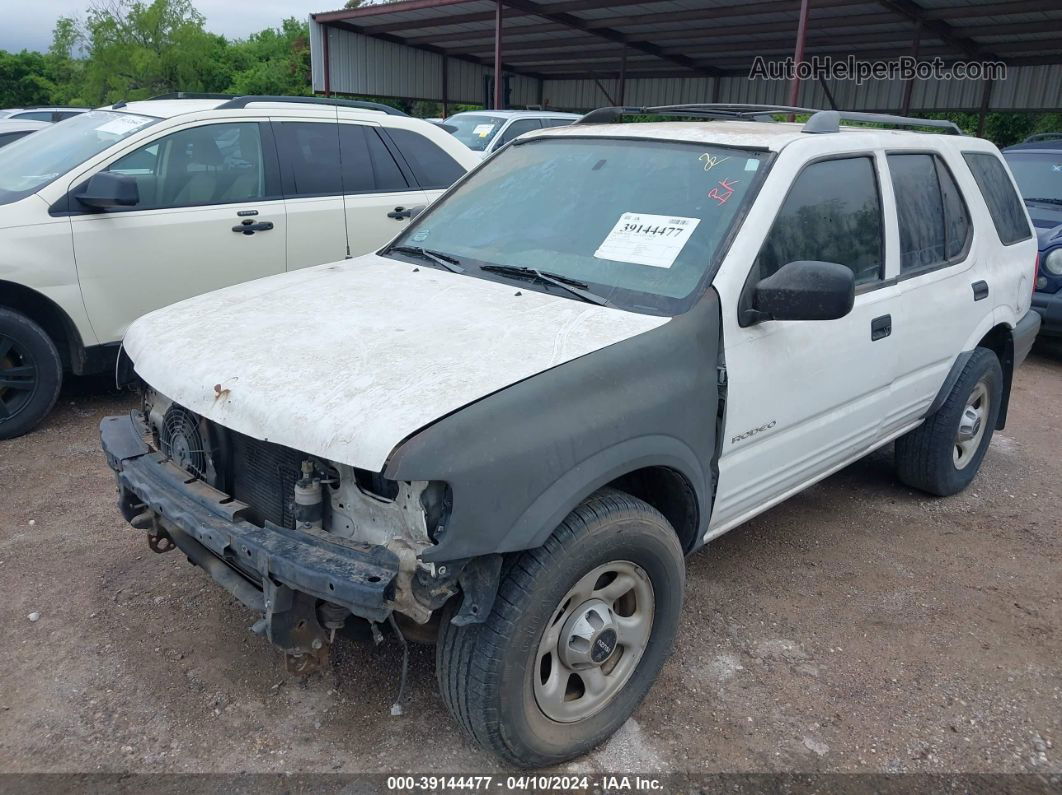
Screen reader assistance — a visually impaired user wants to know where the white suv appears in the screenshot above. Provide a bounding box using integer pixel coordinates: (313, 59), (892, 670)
(101, 105), (1040, 767)
(444, 109), (581, 157)
(0, 95), (479, 438)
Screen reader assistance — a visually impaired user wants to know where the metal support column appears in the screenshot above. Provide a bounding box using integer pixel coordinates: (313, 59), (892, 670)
(900, 21), (922, 116)
(322, 24), (331, 97)
(493, 1), (504, 110)
(441, 56), (449, 118)
(977, 79), (994, 137)
(618, 45), (627, 106)
(787, 0), (811, 110)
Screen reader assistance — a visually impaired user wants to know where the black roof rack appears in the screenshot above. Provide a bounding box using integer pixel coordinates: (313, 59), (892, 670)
(803, 110), (962, 135)
(148, 92), (236, 100)
(576, 103), (963, 136)
(214, 95), (408, 116)
(1022, 132), (1062, 143)
(576, 103), (818, 124)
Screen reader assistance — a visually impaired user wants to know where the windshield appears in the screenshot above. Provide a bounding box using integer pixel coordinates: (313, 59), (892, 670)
(390, 136), (770, 314)
(445, 114), (504, 152)
(0, 110), (158, 206)
(1002, 151), (1062, 203)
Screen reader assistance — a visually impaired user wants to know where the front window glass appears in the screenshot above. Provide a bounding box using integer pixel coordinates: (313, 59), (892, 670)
(0, 110), (158, 206)
(1001, 151), (1062, 206)
(106, 122), (264, 209)
(444, 113), (503, 152)
(755, 156), (883, 286)
(390, 137), (769, 314)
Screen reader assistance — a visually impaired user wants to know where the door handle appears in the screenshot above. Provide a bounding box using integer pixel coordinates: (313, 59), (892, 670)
(232, 220), (274, 235)
(387, 205), (424, 220)
(871, 314), (892, 341)
(972, 280), (989, 301)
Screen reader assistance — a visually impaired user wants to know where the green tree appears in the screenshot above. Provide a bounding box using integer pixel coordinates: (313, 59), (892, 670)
(79, 0), (230, 103)
(225, 18), (312, 96)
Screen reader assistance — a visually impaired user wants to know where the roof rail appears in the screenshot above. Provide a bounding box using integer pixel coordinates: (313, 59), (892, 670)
(1022, 131), (1062, 143)
(576, 103), (818, 125)
(803, 110), (962, 135)
(148, 92), (236, 100)
(214, 95), (408, 116)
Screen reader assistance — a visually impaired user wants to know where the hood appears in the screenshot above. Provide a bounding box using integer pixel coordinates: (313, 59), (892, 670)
(1032, 214), (1062, 250)
(124, 254), (667, 471)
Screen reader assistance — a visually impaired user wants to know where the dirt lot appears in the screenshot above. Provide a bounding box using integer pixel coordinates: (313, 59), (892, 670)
(0, 345), (1059, 776)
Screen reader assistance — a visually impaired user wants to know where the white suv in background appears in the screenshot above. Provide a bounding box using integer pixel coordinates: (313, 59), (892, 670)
(0, 95), (479, 438)
(444, 109), (581, 157)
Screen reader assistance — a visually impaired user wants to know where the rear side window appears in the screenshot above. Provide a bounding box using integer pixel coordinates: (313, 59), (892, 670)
(962, 152), (1032, 245)
(755, 156), (883, 286)
(887, 154), (970, 272)
(386, 128), (465, 189)
(275, 122), (341, 196)
(276, 122), (409, 196)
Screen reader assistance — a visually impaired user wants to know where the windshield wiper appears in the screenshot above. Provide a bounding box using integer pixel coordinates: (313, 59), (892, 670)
(1024, 197), (1062, 206)
(480, 265), (608, 305)
(388, 245), (464, 273)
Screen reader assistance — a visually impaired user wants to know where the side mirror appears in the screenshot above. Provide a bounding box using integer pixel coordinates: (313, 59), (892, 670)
(76, 172), (139, 209)
(747, 260), (855, 323)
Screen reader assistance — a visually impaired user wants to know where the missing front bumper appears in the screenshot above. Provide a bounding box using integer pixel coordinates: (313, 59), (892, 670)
(100, 413), (400, 663)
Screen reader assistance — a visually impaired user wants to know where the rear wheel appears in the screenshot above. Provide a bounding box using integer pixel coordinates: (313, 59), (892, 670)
(895, 347), (1003, 496)
(436, 489), (685, 767)
(0, 308), (62, 440)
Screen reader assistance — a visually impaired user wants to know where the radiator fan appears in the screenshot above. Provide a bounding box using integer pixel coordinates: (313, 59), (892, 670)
(160, 405), (209, 481)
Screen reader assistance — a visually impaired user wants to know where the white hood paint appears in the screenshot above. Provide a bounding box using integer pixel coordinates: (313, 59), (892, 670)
(124, 255), (668, 471)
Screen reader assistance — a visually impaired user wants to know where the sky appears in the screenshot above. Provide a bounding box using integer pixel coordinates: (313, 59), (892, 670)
(1, 1), (339, 52)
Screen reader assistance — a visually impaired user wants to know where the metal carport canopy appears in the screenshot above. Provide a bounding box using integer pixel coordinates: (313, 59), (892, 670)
(309, 0), (1062, 113)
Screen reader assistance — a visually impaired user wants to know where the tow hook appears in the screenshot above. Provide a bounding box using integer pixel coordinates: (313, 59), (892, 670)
(132, 510), (175, 554)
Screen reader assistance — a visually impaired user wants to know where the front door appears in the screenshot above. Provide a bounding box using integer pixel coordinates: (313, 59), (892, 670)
(710, 153), (901, 535)
(69, 120), (286, 343)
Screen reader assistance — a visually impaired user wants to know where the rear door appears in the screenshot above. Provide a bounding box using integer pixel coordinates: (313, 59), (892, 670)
(69, 120), (286, 343)
(879, 151), (982, 432)
(273, 120), (429, 267)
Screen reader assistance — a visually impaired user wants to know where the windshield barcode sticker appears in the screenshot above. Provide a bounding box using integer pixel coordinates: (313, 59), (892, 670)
(594, 212), (700, 269)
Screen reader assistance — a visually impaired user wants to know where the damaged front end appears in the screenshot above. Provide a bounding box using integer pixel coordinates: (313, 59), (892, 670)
(101, 393), (492, 675)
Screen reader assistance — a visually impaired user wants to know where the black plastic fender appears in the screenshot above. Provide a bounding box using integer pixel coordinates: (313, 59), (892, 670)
(384, 289), (722, 563)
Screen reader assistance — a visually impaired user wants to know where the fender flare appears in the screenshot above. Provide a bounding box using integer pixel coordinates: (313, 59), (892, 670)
(492, 435), (707, 555)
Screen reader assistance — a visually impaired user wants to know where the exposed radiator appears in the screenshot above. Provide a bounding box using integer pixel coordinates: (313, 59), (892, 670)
(227, 431), (304, 529)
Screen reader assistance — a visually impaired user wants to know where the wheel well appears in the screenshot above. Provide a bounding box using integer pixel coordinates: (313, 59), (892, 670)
(976, 323), (1014, 430)
(606, 466), (700, 553)
(0, 280), (83, 373)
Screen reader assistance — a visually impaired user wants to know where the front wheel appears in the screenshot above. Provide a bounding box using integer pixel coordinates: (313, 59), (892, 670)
(436, 489), (685, 768)
(0, 308), (63, 440)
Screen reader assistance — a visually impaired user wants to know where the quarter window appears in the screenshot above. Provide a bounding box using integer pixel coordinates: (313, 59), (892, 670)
(386, 128), (465, 189)
(106, 122), (265, 209)
(962, 152), (1033, 245)
(755, 156), (884, 286)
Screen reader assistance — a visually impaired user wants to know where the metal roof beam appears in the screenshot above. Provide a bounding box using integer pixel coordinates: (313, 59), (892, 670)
(327, 19), (543, 80)
(494, 0), (724, 76)
(419, 11), (908, 49)
(874, 0), (1001, 60)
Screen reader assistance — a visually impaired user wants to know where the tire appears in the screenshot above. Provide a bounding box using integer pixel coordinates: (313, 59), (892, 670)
(436, 488), (685, 768)
(0, 308), (63, 440)
(895, 347), (1003, 497)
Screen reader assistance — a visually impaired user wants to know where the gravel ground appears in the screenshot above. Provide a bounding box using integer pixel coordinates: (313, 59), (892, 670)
(0, 344), (1059, 776)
